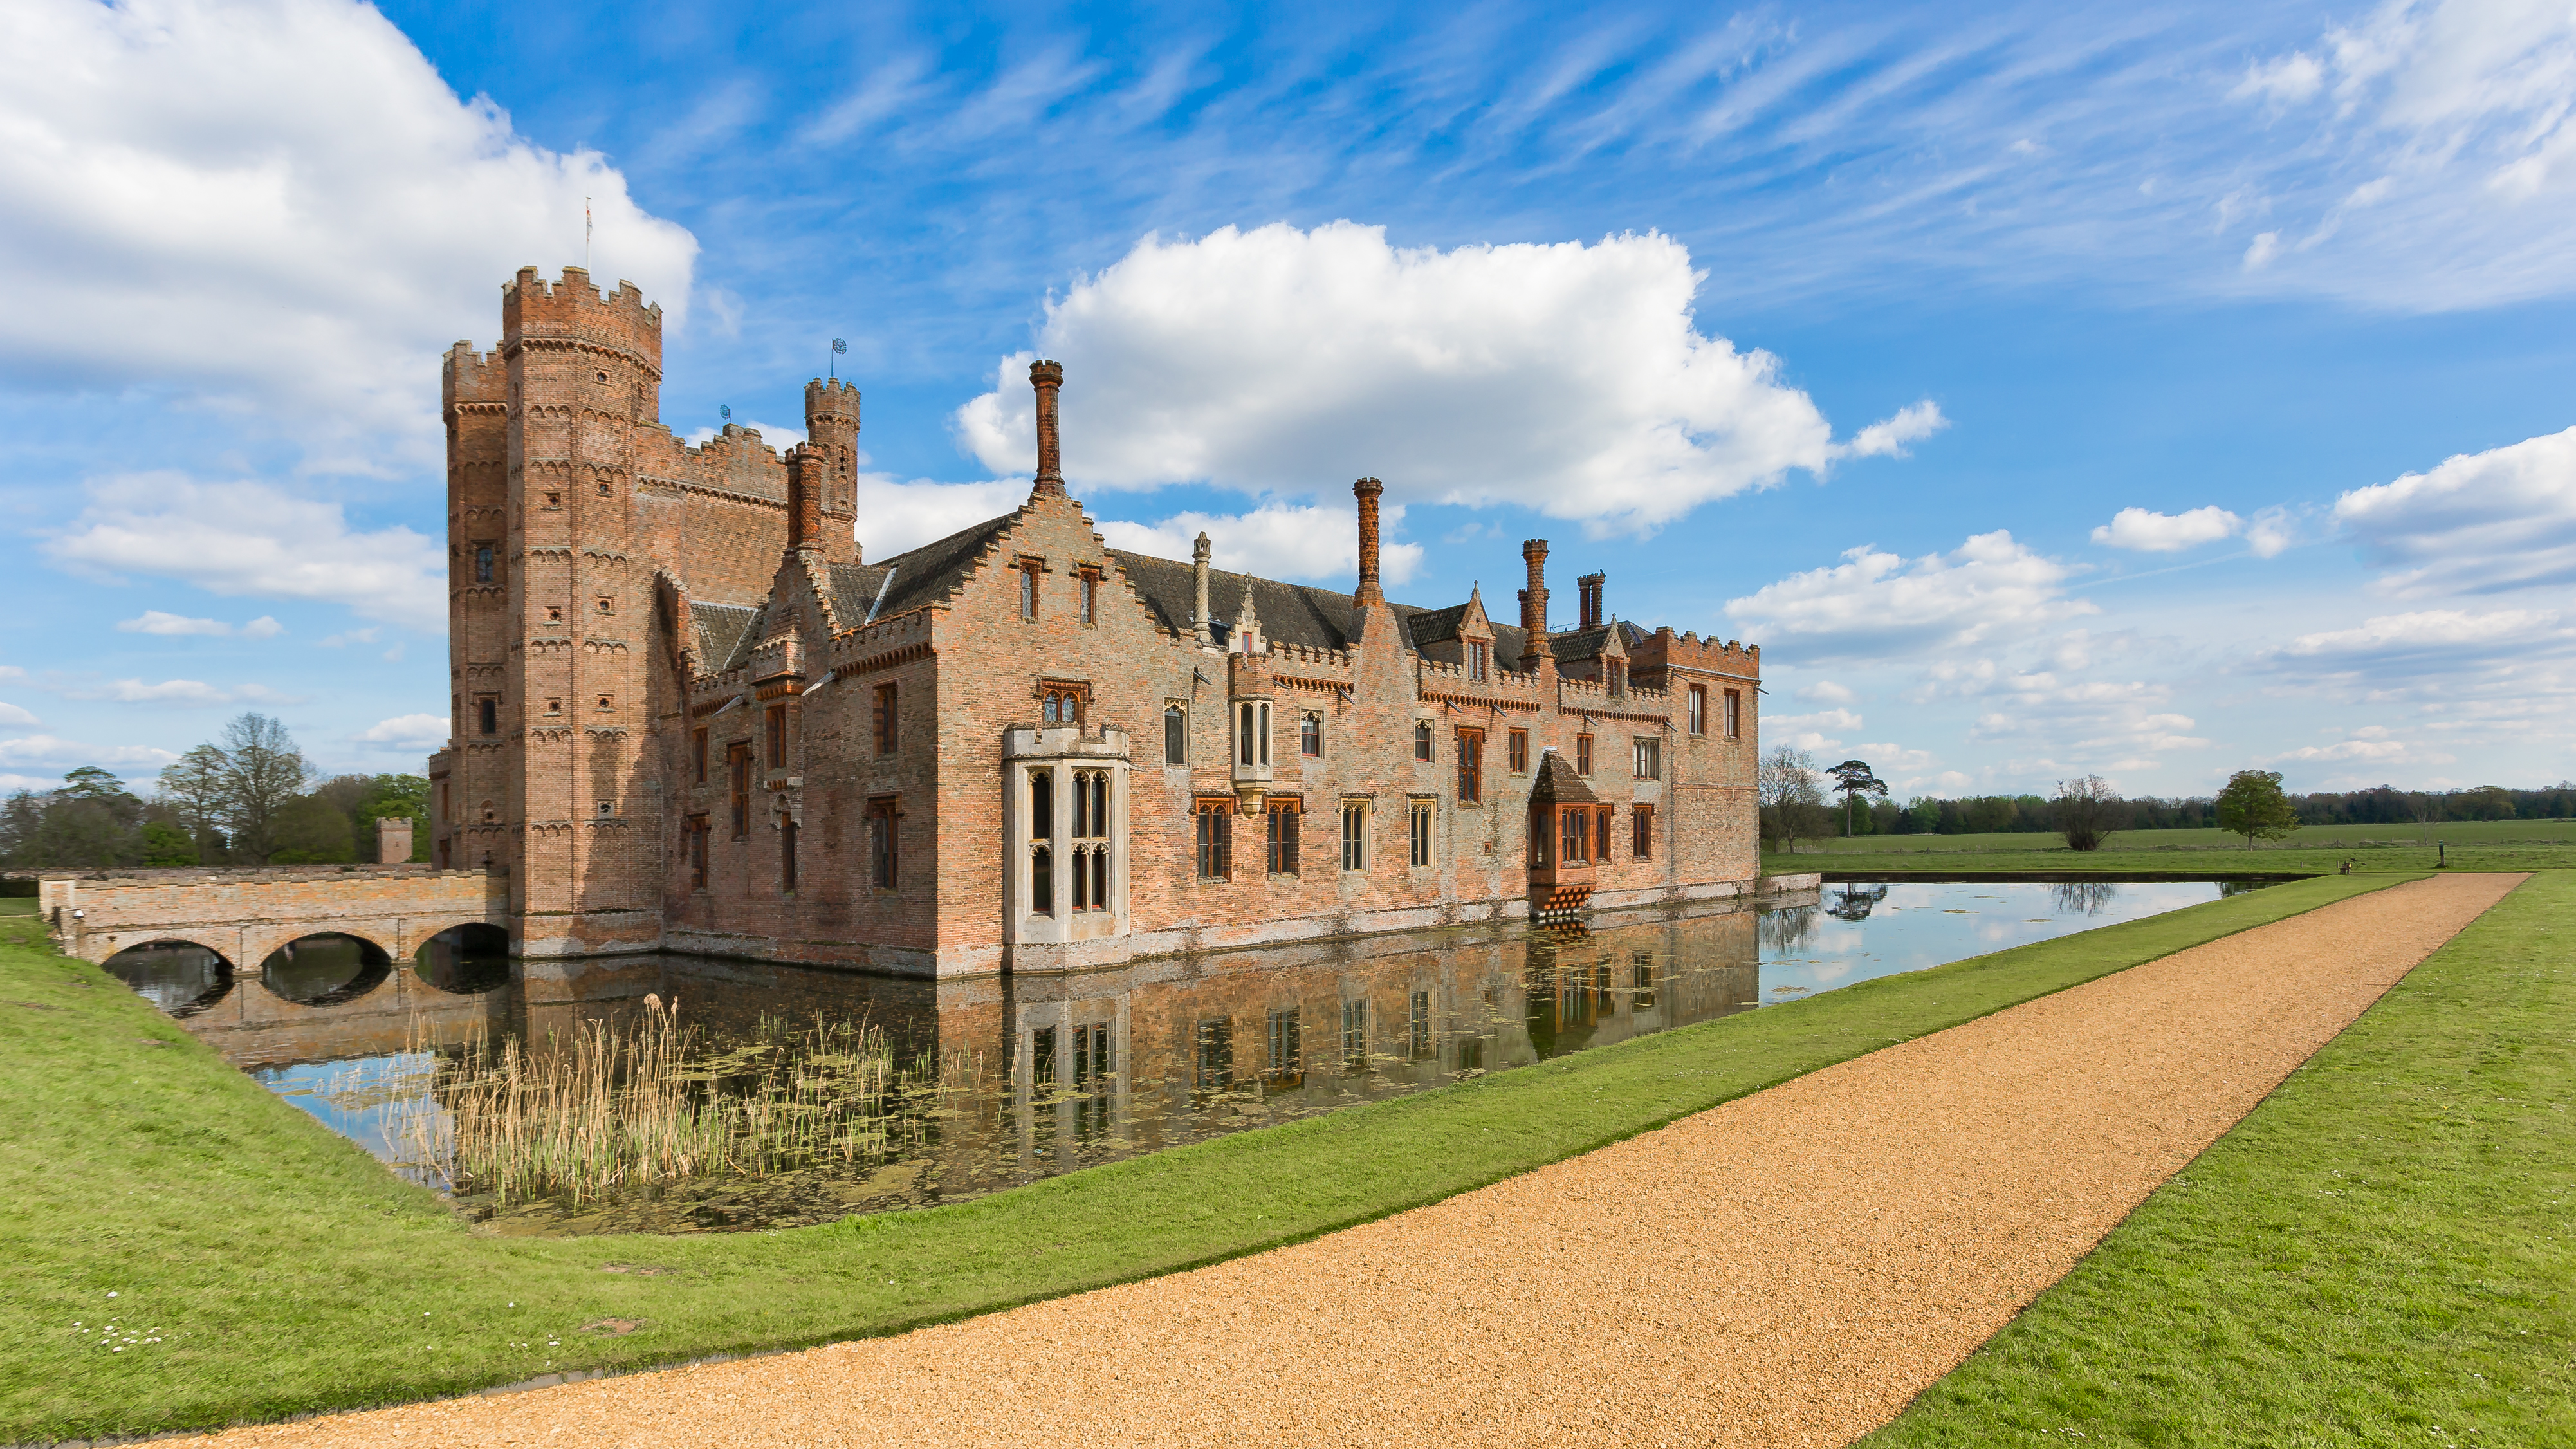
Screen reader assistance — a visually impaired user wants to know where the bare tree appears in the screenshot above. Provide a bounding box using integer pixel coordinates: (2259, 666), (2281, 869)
(2056, 774), (2122, 851)
(1760, 745), (1830, 855)
(156, 744), (230, 851)
(215, 713), (311, 864)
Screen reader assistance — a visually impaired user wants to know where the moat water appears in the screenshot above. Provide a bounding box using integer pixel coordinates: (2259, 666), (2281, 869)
(109, 879), (2255, 1236)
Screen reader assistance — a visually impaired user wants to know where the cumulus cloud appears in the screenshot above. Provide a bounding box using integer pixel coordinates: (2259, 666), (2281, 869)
(1767, 708), (1864, 734)
(955, 223), (1937, 532)
(2262, 607), (2575, 674)
(358, 712), (447, 750)
(115, 610), (285, 638)
(849, 474), (1034, 564)
(2333, 425), (2576, 596)
(1096, 500), (1425, 587)
(1724, 531), (2093, 661)
(0, 703), (38, 727)
(0, 0), (696, 460)
(46, 473), (443, 628)
(1795, 680), (1857, 705)
(2091, 504), (2243, 552)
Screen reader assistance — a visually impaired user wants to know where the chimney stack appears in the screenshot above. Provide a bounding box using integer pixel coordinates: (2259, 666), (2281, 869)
(1578, 571), (1605, 631)
(1519, 539), (1550, 636)
(1354, 477), (1385, 606)
(787, 445), (824, 551)
(1191, 531), (1213, 645)
(1029, 359), (1065, 497)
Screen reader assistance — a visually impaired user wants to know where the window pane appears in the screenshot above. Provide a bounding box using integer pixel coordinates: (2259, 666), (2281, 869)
(1165, 705), (1186, 764)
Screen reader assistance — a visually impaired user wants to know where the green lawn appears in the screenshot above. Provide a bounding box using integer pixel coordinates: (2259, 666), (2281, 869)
(0, 874), (2422, 1440)
(1768, 818), (2576, 875)
(1867, 870), (2573, 1446)
(0, 896), (37, 916)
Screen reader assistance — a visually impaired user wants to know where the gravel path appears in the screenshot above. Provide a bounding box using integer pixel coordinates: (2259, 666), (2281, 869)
(183, 873), (2521, 1449)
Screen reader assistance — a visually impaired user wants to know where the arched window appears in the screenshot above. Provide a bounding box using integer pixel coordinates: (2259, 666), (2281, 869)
(1164, 703), (1186, 764)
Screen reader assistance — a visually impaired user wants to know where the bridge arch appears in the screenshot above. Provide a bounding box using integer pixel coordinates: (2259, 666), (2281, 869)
(257, 932), (394, 1006)
(100, 939), (235, 1017)
(412, 921), (511, 994)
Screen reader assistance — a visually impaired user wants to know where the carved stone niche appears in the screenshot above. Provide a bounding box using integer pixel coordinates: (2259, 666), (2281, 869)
(1002, 724), (1131, 954)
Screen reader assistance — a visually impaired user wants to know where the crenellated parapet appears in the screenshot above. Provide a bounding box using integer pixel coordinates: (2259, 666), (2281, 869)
(1630, 625), (1762, 685)
(502, 266), (663, 376)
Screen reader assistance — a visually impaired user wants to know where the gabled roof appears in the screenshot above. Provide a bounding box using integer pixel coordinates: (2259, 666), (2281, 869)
(825, 562), (896, 625)
(864, 512), (1021, 622)
(1547, 622), (1635, 661)
(1527, 750), (1599, 806)
(691, 603), (757, 672)
(1109, 550), (1536, 662)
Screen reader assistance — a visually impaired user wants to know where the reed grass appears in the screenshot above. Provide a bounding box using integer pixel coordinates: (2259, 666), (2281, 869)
(389, 996), (961, 1206)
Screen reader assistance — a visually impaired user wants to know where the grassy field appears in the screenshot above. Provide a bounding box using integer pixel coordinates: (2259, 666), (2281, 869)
(1868, 870), (2573, 1446)
(1769, 818), (2576, 875)
(0, 874), (2413, 1441)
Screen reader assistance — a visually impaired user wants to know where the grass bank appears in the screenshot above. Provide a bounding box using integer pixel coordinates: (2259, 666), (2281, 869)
(1866, 869), (2573, 1445)
(1769, 819), (2576, 876)
(1, 874), (2412, 1442)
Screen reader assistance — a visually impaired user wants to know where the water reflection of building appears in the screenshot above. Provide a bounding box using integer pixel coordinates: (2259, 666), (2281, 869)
(158, 892), (1792, 1211)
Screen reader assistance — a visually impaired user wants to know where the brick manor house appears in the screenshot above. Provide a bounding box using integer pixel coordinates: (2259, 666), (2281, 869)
(428, 268), (1765, 975)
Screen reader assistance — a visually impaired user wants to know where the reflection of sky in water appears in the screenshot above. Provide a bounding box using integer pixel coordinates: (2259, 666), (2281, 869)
(253, 1054), (445, 1184)
(1756, 881), (2225, 1004)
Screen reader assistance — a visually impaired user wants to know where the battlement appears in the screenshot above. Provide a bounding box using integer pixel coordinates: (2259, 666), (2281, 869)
(502, 266), (663, 367)
(805, 378), (860, 423)
(442, 341), (506, 411)
(1269, 641), (1354, 671)
(1631, 624), (1762, 678)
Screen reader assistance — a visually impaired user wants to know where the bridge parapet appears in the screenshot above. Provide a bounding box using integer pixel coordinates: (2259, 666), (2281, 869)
(35, 865), (510, 968)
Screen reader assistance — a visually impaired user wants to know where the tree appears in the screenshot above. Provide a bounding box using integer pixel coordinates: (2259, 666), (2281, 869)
(1825, 759), (1888, 836)
(2055, 774), (2122, 851)
(3, 768), (147, 867)
(2214, 769), (2301, 849)
(358, 774), (433, 862)
(139, 821), (199, 866)
(1759, 746), (1830, 854)
(1908, 797), (1940, 834)
(214, 712), (311, 863)
(156, 744), (233, 860)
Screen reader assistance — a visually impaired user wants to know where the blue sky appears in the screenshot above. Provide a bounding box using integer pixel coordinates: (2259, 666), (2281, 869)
(5, 0), (2573, 800)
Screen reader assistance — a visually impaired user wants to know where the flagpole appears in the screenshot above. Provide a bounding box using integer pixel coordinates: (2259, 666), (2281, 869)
(584, 196), (592, 271)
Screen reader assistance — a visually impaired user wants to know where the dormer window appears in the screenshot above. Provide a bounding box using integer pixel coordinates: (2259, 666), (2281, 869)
(1468, 641), (1487, 681)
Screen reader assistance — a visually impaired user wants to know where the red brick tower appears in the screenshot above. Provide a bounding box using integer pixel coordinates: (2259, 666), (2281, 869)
(445, 266), (668, 955)
(802, 378), (861, 562)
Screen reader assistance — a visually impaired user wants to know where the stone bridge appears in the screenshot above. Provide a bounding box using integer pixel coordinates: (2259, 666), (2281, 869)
(35, 865), (509, 972)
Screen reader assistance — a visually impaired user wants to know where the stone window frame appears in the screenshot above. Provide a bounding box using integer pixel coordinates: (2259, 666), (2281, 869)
(1264, 797), (1302, 876)
(1455, 727), (1484, 803)
(1407, 796), (1435, 867)
(1631, 803), (1655, 862)
(1687, 684), (1707, 736)
(1076, 565), (1101, 625)
(1163, 699), (1188, 765)
(1339, 797), (1368, 871)
(1633, 735), (1661, 779)
(1193, 795), (1235, 880)
(1299, 710), (1323, 758)
(1412, 719), (1432, 761)
(1467, 640), (1488, 681)
(1016, 554), (1047, 621)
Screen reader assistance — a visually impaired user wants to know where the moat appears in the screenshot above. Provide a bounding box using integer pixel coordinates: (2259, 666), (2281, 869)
(107, 879), (2252, 1235)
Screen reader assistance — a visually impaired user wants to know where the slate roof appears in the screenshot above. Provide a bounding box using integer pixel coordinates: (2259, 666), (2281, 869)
(1527, 749), (1599, 806)
(690, 603), (757, 672)
(1108, 550), (1538, 662)
(1546, 620), (1649, 661)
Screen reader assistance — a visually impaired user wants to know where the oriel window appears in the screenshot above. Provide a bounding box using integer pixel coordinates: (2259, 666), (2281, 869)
(1237, 701), (1271, 766)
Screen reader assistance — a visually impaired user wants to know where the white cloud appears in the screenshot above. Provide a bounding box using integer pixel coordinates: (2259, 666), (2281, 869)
(1724, 531), (2093, 661)
(1795, 680), (1856, 705)
(1839, 401), (1949, 460)
(2234, 51), (2325, 106)
(114, 610), (286, 638)
(0, 667), (23, 683)
(2091, 504), (2243, 553)
(46, 473), (443, 628)
(358, 713), (447, 750)
(0, 703), (37, 727)
(319, 627), (381, 647)
(1856, 742), (1940, 774)
(851, 474), (1033, 562)
(2333, 425), (2576, 596)
(0, 772), (57, 794)
(0, 0), (697, 462)
(2243, 231), (2282, 270)
(2245, 506), (2297, 558)
(1096, 501), (1424, 588)
(1767, 708), (1863, 734)
(0, 735), (179, 770)
(65, 678), (302, 706)
(955, 223), (1936, 533)
(2263, 608), (2575, 673)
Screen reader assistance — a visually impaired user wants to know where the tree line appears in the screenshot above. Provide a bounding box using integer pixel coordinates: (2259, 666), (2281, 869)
(1758, 744), (2573, 853)
(1, 712), (429, 870)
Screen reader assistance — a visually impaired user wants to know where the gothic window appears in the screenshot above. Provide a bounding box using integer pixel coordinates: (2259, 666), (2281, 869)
(1041, 681), (1087, 726)
(1633, 737), (1661, 778)
(1408, 798), (1433, 867)
(1509, 729), (1528, 773)
(1266, 800), (1301, 875)
(1413, 721), (1431, 761)
(1164, 702), (1187, 764)
(1455, 728), (1483, 802)
(1195, 799), (1233, 879)
(1237, 701), (1271, 767)
(1018, 558), (1042, 620)
(868, 798), (899, 889)
(1632, 804), (1654, 861)
(1341, 798), (1367, 871)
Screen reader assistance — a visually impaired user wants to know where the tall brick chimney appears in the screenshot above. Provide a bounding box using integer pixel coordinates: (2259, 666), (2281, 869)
(1191, 531), (1213, 645)
(1578, 571), (1605, 631)
(1353, 477), (1385, 607)
(787, 445), (824, 551)
(1518, 539), (1550, 643)
(1030, 359), (1065, 497)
